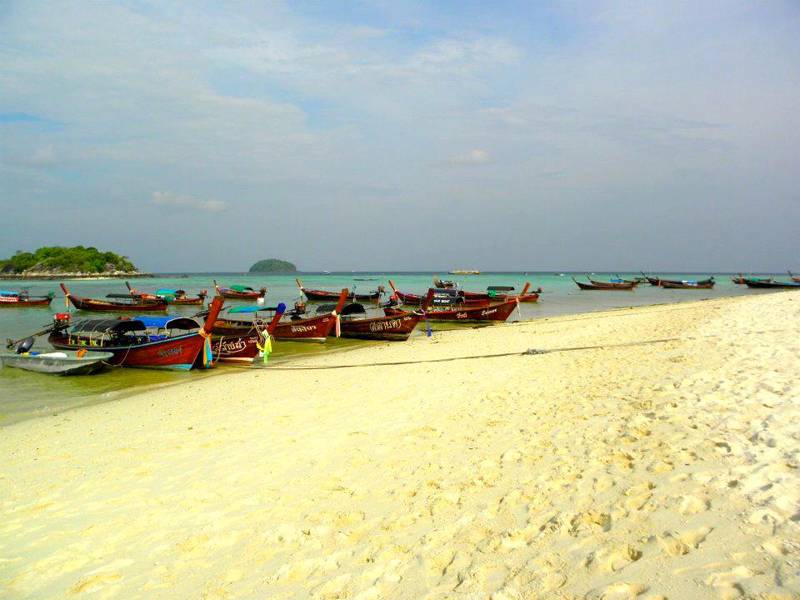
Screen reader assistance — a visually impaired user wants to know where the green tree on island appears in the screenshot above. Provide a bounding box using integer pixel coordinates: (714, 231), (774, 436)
(249, 258), (297, 273)
(0, 246), (138, 274)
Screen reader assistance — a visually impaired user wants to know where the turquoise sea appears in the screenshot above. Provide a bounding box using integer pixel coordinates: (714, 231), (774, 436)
(0, 271), (781, 425)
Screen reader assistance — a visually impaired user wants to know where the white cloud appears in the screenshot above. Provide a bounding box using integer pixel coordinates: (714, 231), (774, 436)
(450, 149), (492, 165)
(151, 191), (227, 212)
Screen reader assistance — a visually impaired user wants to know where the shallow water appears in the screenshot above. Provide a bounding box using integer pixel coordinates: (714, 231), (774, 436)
(0, 271), (779, 425)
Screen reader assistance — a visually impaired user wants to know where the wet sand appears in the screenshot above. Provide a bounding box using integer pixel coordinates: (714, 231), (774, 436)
(2, 292), (799, 599)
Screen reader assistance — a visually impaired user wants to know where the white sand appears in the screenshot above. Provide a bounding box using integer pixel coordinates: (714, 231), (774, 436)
(2, 292), (799, 599)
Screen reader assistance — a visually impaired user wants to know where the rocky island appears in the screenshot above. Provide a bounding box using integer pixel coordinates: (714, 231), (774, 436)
(248, 258), (297, 273)
(0, 246), (151, 279)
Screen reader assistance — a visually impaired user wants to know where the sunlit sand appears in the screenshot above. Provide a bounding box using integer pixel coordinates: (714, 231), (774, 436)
(2, 292), (799, 598)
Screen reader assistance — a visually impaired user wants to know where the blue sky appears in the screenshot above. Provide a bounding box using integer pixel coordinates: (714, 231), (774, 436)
(1, 0), (798, 271)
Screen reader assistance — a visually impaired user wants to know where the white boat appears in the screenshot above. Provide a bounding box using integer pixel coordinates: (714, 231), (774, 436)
(0, 350), (113, 375)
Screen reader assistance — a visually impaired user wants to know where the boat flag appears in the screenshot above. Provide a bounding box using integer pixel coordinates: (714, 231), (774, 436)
(257, 330), (273, 364)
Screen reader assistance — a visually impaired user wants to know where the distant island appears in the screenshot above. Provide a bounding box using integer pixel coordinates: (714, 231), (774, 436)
(249, 258), (298, 273)
(0, 246), (150, 279)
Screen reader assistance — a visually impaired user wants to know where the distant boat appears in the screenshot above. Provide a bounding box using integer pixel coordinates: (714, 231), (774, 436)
(213, 280), (266, 301)
(573, 277), (637, 291)
(0, 290), (54, 308)
(322, 271), (331, 275)
(449, 270), (480, 275)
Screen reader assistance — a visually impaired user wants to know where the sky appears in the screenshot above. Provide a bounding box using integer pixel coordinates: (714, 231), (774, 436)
(1, 0), (798, 272)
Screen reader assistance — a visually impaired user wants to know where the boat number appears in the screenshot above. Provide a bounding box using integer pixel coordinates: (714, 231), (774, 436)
(216, 339), (247, 353)
(480, 309), (497, 316)
(291, 325), (315, 333)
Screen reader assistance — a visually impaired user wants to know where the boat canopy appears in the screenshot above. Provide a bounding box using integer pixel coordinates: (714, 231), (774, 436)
(106, 293), (137, 299)
(487, 286), (514, 292)
(342, 303), (366, 316)
(0, 290), (20, 297)
(156, 289), (185, 296)
(70, 319), (147, 334)
(229, 285), (254, 292)
(228, 303), (286, 314)
(134, 316), (199, 330)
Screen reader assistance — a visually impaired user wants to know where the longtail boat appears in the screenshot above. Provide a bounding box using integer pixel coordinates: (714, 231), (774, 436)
(126, 282), (207, 306)
(640, 272), (662, 286)
(386, 288), (519, 323)
(47, 297), (224, 370)
(0, 290), (54, 308)
(388, 280), (424, 306)
(61, 283), (168, 312)
(661, 279), (715, 289)
(743, 278), (800, 289)
(296, 279), (384, 302)
(573, 277), (637, 291)
(209, 289), (349, 343)
(213, 280), (266, 301)
(789, 271), (800, 283)
(327, 303), (422, 341)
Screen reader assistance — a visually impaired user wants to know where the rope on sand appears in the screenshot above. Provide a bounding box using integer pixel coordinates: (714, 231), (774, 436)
(259, 337), (678, 371)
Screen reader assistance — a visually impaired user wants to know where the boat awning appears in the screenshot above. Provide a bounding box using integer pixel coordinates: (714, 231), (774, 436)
(106, 293), (134, 299)
(134, 316), (199, 329)
(71, 319), (146, 334)
(228, 304), (285, 314)
(0, 290), (20, 297)
(229, 285), (254, 292)
(156, 289), (185, 296)
(487, 286), (514, 292)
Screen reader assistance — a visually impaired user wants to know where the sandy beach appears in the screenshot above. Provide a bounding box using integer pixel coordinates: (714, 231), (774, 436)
(2, 292), (799, 599)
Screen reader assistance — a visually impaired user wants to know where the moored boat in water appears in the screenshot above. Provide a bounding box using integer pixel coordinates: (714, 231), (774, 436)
(126, 282), (207, 306)
(48, 297), (224, 370)
(331, 303), (422, 341)
(661, 279), (715, 289)
(296, 279), (384, 302)
(0, 345), (113, 375)
(573, 277), (637, 291)
(209, 289), (349, 343)
(386, 288), (519, 323)
(0, 290), (55, 307)
(61, 283), (168, 312)
(213, 280), (266, 301)
(743, 278), (800, 289)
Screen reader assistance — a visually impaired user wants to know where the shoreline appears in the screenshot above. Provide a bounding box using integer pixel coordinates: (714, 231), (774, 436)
(2, 292), (799, 598)
(0, 273), (153, 280)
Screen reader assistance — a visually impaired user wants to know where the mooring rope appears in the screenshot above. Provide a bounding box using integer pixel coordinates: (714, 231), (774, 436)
(257, 337), (678, 371)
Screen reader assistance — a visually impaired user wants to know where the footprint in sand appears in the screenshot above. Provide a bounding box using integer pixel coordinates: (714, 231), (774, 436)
(678, 495), (709, 515)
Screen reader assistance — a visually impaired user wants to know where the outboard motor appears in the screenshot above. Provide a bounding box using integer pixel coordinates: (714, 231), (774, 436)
(15, 336), (35, 354)
(53, 313), (71, 328)
(294, 301), (307, 315)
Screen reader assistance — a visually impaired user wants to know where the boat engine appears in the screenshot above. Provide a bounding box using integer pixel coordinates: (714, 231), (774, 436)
(294, 301), (307, 315)
(15, 336), (35, 354)
(53, 313), (71, 328)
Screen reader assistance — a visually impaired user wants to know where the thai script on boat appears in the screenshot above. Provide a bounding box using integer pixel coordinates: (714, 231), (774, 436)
(369, 319), (402, 332)
(291, 325), (316, 333)
(215, 339), (247, 353)
(480, 308), (498, 316)
(157, 346), (183, 358)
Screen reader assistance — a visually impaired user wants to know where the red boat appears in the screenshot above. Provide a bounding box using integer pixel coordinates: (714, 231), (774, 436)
(0, 290), (54, 307)
(48, 297), (224, 370)
(387, 280), (424, 305)
(126, 282), (207, 306)
(213, 280), (266, 300)
(789, 271), (800, 283)
(296, 279), (384, 302)
(386, 289), (519, 323)
(61, 283), (168, 312)
(330, 303), (422, 341)
(209, 290), (349, 343)
(210, 305), (285, 363)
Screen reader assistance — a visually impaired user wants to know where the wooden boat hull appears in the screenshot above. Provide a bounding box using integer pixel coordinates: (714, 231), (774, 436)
(0, 297), (53, 307)
(744, 279), (800, 289)
(0, 351), (113, 375)
(661, 281), (715, 289)
(210, 334), (260, 363)
(302, 289), (381, 302)
(338, 313), (421, 341)
(573, 278), (636, 291)
(212, 312), (339, 343)
(218, 290), (264, 300)
(65, 295), (168, 312)
(48, 333), (207, 370)
(386, 300), (517, 323)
